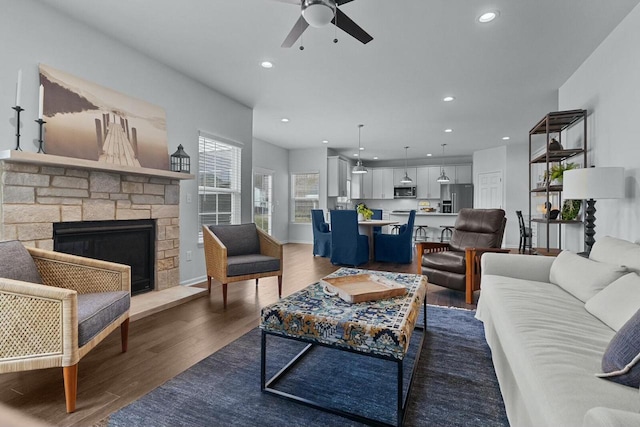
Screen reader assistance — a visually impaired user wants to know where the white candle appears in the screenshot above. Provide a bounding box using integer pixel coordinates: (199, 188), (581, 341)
(16, 69), (22, 106)
(38, 84), (44, 119)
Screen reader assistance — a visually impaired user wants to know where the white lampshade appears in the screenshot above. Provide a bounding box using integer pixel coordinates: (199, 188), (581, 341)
(302, 0), (335, 28)
(562, 167), (625, 200)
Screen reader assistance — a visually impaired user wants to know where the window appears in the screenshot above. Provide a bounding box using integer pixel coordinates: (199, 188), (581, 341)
(253, 169), (273, 235)
(198, 134), (242, 239)
(291, 172), (319, 223)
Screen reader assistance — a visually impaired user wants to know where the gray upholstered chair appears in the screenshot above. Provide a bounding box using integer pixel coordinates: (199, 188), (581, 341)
(0, 240), (131, 413)
(203, 224), (283, 308)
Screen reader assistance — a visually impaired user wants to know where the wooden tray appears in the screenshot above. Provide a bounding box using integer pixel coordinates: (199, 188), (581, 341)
(321, 273), (407, 303)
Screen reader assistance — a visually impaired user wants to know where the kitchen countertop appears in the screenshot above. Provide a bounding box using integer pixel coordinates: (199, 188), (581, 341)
(390, 211), (458, 216)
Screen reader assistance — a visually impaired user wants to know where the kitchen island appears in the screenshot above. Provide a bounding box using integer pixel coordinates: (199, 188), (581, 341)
(389, 211), (458, 241)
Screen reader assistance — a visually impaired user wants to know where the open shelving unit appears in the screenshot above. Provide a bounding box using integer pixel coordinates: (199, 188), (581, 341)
(528, 109), (587, 252)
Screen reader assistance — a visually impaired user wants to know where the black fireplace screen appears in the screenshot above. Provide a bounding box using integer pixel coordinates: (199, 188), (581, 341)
(53, 219), (155, 295)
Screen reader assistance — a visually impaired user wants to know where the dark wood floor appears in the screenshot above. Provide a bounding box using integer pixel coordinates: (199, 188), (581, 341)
(0, 243), (475, 427)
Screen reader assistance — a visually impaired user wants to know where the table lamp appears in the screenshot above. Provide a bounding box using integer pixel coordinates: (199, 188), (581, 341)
(562, 166), (625, 254)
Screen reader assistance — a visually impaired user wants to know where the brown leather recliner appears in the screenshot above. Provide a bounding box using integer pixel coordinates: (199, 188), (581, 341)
(416, 208), (508, 304)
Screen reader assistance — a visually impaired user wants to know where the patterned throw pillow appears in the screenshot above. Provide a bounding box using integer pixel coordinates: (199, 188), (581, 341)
(597, 309), (640, 387)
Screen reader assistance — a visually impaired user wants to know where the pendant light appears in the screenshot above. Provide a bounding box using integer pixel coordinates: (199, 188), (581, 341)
(400, 146), (413, 184)
(437, 143), (450, 183)
(352, 124), (368, 174)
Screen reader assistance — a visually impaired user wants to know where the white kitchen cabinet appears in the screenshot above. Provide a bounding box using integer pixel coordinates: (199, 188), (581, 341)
(453, 164), (472, 184)
(416, 166), (442, 199)
(327, 156), (348, 197)
(371, 168), (393, 199)
(393, 167), (417, 186)
(352, 170), (373, 199)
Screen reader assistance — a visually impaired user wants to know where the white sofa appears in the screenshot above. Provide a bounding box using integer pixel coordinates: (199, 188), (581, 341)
(476, 236), (640, 427)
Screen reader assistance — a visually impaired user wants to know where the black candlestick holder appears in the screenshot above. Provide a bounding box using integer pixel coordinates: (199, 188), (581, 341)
(35, 118), (46, 154)
(12, 106), (24, 150)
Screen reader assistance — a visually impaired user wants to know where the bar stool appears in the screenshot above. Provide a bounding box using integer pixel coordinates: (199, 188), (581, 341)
(440, 225), (453, 242)
(413, 225), (428, 241)
(390, 225), (402, 234)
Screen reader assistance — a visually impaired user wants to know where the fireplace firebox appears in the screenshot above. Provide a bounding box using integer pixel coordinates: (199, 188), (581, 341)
(53, 219), (155, 295)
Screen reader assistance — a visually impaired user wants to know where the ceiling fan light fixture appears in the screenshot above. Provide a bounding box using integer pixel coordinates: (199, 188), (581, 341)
(352, 124), (368, 174)
(302, 0), (336, 28)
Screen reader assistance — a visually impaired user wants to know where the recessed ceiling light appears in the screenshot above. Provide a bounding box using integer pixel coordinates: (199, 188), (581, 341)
(373, 156), (379, 160)
(502, 136), (510, 140)
(353, 153), (359, 157)
(260, 61), (273, 69)
(359, 147), (365, 151)
(443, 96), (455, 102)
(322, 140), (329, 144)
(444, 129), (453, 133)
(280, 118), (289, 123)
(478, 11), (499, 23)
(427, 153), (433, 157)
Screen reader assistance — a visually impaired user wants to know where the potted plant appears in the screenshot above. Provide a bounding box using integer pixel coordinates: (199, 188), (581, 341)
(356, 203), (373, 221)
(549, 162), (577, 184)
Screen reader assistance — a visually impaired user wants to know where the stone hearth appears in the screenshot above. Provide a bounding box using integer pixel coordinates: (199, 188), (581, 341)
(0, 160), (183, 290)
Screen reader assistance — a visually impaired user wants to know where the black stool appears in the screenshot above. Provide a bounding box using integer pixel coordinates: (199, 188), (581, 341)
(414, 225), (428, 241)
(391, 225), (402, 234)
(440, 225), (453, 242)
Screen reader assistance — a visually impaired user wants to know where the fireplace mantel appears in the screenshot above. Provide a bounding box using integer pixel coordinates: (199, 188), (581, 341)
(0, 150), (194, 180)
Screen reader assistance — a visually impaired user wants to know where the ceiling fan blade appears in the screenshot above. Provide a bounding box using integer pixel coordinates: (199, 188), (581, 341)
(332, 8), (373, 44)
(336, 0), (355, 5)
(281, 15), (309, 48)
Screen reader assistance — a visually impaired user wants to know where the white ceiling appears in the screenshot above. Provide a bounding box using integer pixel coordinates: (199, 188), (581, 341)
(36, 0), (639, 161)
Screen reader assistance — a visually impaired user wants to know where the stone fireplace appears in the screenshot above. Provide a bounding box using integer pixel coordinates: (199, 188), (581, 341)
(0, 151), (191, 291)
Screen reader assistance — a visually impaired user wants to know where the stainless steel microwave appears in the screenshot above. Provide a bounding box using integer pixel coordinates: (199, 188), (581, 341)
(393, 186), (416, 198)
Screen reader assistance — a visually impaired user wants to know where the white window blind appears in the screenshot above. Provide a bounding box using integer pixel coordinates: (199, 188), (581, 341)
(291, 172), (319, 223)
(198, 134), (242, 239)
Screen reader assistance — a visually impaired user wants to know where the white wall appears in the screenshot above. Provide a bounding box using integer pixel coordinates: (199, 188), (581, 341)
(504, 143), (531, 249)
(252, 138), (289, 243)
(559, 3), (640, 248)
(1, 0), (253, 286)
(288, 147), (328, 243)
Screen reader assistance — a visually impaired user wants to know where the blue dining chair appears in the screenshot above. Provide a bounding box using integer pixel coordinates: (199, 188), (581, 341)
(330, 210), (369, 266)
(373, 210), (416, 264)
(371, 209), (383, 234)
(311, 209), (331, 257)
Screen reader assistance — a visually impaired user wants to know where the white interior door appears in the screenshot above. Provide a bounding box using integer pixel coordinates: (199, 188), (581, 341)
(253, 168), (273, 235)
(477, 171), (503, 209)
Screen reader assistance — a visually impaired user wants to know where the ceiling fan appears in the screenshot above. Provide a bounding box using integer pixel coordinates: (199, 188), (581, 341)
(274, 0), (373, 48)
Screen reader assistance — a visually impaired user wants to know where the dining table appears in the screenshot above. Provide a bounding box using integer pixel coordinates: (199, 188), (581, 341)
(358, 219), (398, 260)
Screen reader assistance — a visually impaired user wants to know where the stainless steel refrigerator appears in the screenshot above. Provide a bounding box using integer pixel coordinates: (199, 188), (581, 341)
(441, 184), (473, 213)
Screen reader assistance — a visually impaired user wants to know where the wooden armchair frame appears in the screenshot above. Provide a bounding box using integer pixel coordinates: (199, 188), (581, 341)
(416, 242), (509, 304)
(203, 226), (283, 308)
(0, 247), (131, 413)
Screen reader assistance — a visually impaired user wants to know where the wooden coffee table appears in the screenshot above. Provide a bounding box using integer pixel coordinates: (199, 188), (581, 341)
(260, 268), (427, 426)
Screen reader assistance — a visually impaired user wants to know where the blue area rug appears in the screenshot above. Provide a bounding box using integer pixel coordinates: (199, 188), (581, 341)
(107, 305), (507, 426)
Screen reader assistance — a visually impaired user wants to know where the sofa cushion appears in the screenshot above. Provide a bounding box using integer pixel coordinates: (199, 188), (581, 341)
(590, 236), (640, 274)
(0, 240), (43, 284)
(209, 224), (260, 256)
(549, 250), (627, 302)
(77, 291), (130, 347)
(597, 309), (640, 388)
(586, 273), (640, 332)
(421, 250), (466, 274)
(227, 254), (280, 277)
